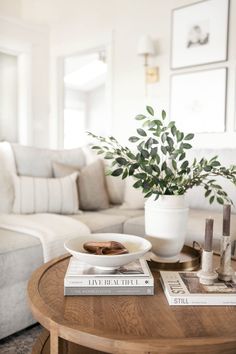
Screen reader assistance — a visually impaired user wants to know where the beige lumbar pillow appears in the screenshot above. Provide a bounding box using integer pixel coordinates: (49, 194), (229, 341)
(12, 172), (79, 214)
(52, 160), (110, 211)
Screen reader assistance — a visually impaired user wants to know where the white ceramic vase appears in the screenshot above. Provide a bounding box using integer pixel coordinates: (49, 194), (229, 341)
(145, 195), (189, 262)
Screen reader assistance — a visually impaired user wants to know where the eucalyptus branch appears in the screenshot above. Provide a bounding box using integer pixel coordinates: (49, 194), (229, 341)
(88, 106), (236, 205)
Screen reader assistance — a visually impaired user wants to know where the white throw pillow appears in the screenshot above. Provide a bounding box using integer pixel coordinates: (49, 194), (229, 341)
(120, 177), (144, 209)
(12, 172), (80, 214)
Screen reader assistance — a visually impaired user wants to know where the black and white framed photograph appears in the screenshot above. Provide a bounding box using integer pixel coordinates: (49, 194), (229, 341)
(171, 0), (229, 69)
(170, 68), (227, 133)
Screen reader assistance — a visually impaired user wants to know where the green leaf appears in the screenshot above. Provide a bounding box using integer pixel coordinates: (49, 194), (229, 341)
(167, 136), (174, 148)
(205, 190), (211, 197)
(179, 152), (185, 161)
(133, 180), (143, 188)
(171, 125), (177, 136)
(168, 121), (175, 128)
(145, 137), (153, 149)
(181, 161), (189, 170)
(150, 147), (158, 158)
(217, 197), (224, 205)
(134, 173), (146, 179)
(137, 128), (147, 137)
(177, 131), (184, 143)
(211, 161), (221, 167)
(209, 196), (215, 204)
(156, 155), (160, 164)
(144, 191), (153, 198)
(147, 121), (156, 129)
(137, 141), (144, 151)
(91, 146), (101, 150)
(172, 160), (177, 170)
(165, 167), (173, 176)
(152, 165), (160, 174)
(204, 166), (212, 172)
(104, 152), (114, 159)
(182, 143), (192, 149)
(129, 163), (139, 175)
(144, 165), (153, 174)
(161, 133), (167, 143)
(146, 106), (154, 116)
(129, 136), (140, 143)
(141, 149), (149, 159)
(161, 161), (167, 171)
(127, 151), (136, 159)
(135, 114), (146, 120)
(122, 169), (128, 179)
(116, 157), (128, 165)
(111, 168), (123, 176)
(161, 146), (167, 155)
(162, 110), (166, 119)
(184, 133), (194, 141)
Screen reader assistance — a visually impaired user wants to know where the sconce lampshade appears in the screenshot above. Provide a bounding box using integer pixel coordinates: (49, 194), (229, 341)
(137, 35), (155, 56)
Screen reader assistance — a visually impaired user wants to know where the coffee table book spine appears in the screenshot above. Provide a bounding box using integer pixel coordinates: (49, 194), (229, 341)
(64, 276), (153, 287)
(160, 271), (236, 306)
(64, 286), (154, 296)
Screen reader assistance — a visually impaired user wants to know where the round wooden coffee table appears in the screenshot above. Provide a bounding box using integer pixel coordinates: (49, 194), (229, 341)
(28, 254), (236, 354)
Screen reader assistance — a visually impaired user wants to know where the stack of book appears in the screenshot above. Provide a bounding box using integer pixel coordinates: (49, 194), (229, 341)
(64, 257), (154, 296)
(160, 271), (236, 306)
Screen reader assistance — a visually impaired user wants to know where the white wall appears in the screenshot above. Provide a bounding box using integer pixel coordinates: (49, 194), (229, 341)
(16, 0), (236, 148)
(0, 52), (17, 142)
(0, 15), (50, 147)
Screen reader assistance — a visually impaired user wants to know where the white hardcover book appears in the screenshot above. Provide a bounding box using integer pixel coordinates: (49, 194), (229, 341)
(160, 271), (236, 306)
(66, 257), (152, 277)
(64, 277), (153, 287)
(64, 286), (154, 296)
(64, 257), (154, 288)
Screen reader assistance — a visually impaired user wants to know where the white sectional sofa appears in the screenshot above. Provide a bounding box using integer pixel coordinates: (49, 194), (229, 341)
(0, 142), (235, 339)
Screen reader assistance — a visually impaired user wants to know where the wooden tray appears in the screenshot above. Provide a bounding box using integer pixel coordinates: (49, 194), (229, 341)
(148, 244), (201, 271)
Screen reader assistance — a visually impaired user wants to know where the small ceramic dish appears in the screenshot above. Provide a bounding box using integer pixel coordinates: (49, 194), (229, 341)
(64, 233), (152, 270)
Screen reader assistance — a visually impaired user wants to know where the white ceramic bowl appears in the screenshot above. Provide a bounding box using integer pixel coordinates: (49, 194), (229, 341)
(64, 233), (152, 270)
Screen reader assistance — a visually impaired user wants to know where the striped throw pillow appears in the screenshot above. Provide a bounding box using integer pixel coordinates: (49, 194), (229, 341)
(12, 172), (79, 214)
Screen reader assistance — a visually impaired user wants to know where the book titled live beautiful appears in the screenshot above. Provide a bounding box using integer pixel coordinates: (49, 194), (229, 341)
(160, 271), (236, 306)
(64, 257), (154, 296)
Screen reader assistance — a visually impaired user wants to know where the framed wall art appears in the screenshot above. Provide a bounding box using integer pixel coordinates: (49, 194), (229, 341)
(171, 0), (229, 69)
(170, 68), (227, 133)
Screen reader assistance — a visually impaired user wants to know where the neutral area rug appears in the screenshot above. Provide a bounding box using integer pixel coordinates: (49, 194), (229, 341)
(0, 324), (42, 354)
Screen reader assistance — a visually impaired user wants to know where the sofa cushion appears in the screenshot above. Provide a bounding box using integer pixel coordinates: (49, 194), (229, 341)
(123, 209), (236, 251)
(0, 229), (43, 339)
(0, 142), (16, 213)
(82, 146), (125, 205)
(52, 160), (110, 211)
(12, 173), (79, 214)
(11, 144), (86, 178)
(99, 207), (143, 218)
(0, 228), (43, 289)
(71, 212), (127, 233)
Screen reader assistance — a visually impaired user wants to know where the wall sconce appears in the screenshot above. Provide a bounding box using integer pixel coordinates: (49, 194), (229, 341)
(137, 35), (159, 87)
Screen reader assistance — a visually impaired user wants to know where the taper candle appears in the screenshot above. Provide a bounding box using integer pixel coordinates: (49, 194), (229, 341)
(223, 204), (231, 236)
(204, 219), (213, 252)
